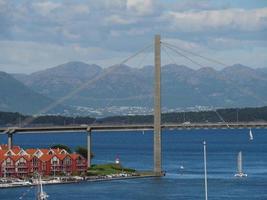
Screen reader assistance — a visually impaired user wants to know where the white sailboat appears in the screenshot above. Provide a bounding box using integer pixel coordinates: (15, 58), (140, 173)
(249, 128), (253, 141)
(203, 141), (208, 200)
(37, 174), (49, 200)
(234, 151), (247, 178)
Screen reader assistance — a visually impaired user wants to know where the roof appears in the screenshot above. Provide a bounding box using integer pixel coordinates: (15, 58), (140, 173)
(23, 155), (33, 161)
(56, 154), (68, 161)
(26, 149), (37, 155)
(40, 149), (49, 154)
(52, 148), (61, 154)
(0, 150), (7, 162)
(11, 148), (21, 155)
(12, 155), (24, 162)
(70, 153), (85, 160)
(0, 144), (20, 151)
(39, 154), (53, 162)
(0, 144), (86, 163)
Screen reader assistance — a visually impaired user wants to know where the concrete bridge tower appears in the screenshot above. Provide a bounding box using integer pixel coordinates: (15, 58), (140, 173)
(154, 35), (162, 176)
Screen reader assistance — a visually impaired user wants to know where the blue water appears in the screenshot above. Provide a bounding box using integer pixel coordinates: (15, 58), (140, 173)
(1, 129), (267, 199)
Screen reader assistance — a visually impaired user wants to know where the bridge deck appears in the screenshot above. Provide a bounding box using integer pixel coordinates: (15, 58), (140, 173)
(1, 122), (267, 134)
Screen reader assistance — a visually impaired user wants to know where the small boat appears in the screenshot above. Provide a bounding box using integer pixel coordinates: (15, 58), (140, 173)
(37, 174), (49, 200)
(234, 151), (247, 178)
(10, 180), (32, 186)
(178, 164), (184, 174)
(249, 128), (253, 141)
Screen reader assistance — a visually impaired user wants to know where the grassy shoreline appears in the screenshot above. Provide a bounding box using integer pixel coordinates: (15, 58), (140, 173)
(87, 163), (136, 176)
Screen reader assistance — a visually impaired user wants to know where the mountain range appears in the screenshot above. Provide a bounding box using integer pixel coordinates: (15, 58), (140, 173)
(1, 61), (267, 115)
(0, 71), (64, 114)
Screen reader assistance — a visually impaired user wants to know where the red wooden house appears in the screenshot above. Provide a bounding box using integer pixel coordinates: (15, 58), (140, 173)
(0, 144), (87, 178)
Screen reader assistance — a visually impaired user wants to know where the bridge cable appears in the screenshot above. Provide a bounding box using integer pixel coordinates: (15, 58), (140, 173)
(162, 42), (228, 67)
(119, 44), (153, 66)
(162, 43), (207, 68)
(214, 109), (229, 127)
(105, 45), (153, 109)
(162, 43), (229, 126)
(19, 43), (153, 127)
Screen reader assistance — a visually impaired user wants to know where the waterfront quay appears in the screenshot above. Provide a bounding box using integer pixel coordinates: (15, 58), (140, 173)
(0, 170), (155, 189)
(0, 143), (156, 189)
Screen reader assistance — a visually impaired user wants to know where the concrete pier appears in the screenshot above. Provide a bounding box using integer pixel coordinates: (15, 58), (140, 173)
(8, 133), (13, 150)
(154, 34), (162, 176)
(87, 129), (92, 168)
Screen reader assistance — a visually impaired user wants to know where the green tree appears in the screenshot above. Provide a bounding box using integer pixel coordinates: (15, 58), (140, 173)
(50, 144), (72, 153)
(75, 146), (94, 159)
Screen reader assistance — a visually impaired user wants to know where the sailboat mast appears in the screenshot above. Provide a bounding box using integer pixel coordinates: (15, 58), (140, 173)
(40, 176), (44, 195)
(249, 129), (253, 140)
(37, 175), (40, 198)
(203, 141), (208, 200)
(234, 151), (247, 177)
(237, 151), (243, 173)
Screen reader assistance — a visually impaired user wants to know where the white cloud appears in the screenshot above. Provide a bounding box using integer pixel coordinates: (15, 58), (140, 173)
(163, 38), (201, 50)
(0, 40), (131, 73)
(62, 30), (80, 40)
(1, 1), (267, 72)
(110, 27), (151, 37)
(162, 8), (267, 32)
(126, 0), (155, 16)
(0, 0), (7, 9)
(71, 4), (90, 14)
(207, 37), (267, 50)
(32, 1), (62, 16)
(105, 15), (137, 25)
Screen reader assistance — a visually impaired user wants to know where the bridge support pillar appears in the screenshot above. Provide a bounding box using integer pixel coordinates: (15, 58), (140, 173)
(154, 34), (162, 176)
(87, 129), (92, 168)
(8, 133), (13, 150)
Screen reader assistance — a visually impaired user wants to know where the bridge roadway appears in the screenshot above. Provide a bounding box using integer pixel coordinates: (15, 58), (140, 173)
(1, 121), (267, 169)
(1, 122), (267, 134)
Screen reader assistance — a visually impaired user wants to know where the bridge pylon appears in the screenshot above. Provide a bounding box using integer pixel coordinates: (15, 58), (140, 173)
(154, 34), (162, 176)
(87, 128), (92, 168)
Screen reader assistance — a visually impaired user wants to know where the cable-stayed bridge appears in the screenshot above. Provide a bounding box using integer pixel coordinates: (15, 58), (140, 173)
(1, 35), (266, 176)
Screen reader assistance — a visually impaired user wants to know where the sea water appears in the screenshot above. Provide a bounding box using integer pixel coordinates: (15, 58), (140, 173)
(0, 129), (267, 200)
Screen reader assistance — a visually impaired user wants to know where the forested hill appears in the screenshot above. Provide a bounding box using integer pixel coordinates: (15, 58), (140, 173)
(1, 106), (267, 127)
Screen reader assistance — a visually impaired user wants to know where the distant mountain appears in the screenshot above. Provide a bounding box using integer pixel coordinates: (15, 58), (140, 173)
(0, 71), (64, 114)
(257, 67), (267, 76)
(11, 61), (267, 110)
(14, 61), (102, 99)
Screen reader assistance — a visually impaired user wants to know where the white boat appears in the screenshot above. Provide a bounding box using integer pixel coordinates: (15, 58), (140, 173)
(203, 141), (208, 200)
(10, 180), (32, 186)
(234, 151), (247, 178)
(249, 128), (253, 141)
(37, 175), (49, 200)
(178, 164), (184, 175)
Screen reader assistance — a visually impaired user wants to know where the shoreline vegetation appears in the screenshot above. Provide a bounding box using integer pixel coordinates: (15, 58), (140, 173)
(0, 163), (155, 189)
(87, 163), (136, 176)
(1, 106), (267, 127)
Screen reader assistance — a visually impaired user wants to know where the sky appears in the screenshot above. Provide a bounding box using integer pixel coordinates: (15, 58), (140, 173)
(0, 0), (267, 73)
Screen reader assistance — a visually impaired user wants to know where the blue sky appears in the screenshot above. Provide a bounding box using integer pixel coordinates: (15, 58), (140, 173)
(0, 0), (267, 73)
